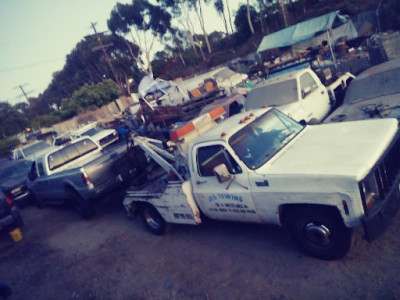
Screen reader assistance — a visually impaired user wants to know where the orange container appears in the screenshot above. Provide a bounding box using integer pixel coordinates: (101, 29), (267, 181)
(9, 228), (23, 242)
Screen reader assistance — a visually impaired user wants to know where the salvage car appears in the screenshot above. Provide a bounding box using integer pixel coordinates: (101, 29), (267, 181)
(324, 58), (400, 123)
(74, 123), (119, 148)
(0, 189), (23, 235)
(0, 159), (32, 207)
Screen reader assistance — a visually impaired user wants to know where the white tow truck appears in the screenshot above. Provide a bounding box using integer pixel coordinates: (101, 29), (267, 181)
(124, 106), (400, 260)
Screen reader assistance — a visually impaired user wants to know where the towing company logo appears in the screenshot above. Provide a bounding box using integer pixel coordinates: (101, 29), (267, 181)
(208, 194), (243, 203)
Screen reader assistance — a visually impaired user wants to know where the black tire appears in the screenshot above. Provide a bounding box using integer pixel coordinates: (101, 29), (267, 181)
(67, 190), (95, 220)
(289, 207), (352, 260)
(11, 208), (24, 229)
(140, 203), (166, 235)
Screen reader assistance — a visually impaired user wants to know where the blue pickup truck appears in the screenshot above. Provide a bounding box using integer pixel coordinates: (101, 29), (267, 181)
(27, 136), (145, 218)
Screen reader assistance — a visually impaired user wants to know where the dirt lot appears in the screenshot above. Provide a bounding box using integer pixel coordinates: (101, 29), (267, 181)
(0, 191), (399, 300)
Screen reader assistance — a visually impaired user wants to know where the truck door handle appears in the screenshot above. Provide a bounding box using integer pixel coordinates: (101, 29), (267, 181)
(321, 91), (325, 95)
(196, 180), (207, 185)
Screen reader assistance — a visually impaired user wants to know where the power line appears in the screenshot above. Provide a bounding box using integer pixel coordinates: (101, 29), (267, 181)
(0, 58), (64, 73)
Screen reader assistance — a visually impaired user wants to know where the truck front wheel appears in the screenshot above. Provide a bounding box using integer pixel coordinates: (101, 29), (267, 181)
(289, 207), (352, 260)
(140, 204), (166, 235)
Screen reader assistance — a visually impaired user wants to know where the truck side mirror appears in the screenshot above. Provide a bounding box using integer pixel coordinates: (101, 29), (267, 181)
(213, 164), (231, 183)
(301, 87), (311, 99)
(28, 162), (38, 181)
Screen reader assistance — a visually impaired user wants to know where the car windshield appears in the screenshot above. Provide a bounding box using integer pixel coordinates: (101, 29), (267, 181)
(22, 142), (50, 157)
(0, 160), (32, 180)
(229, 109), (304, 170)
(344, 63), (400, 104)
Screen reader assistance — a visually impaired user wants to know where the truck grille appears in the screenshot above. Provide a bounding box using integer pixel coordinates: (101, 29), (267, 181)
(359, 135), (400, 215)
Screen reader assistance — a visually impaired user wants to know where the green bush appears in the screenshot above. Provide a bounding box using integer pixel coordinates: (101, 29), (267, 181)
(0, 136), (21, 158)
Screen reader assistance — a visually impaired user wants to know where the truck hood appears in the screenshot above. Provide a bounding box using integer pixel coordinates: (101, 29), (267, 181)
(258, 118), (398, 180)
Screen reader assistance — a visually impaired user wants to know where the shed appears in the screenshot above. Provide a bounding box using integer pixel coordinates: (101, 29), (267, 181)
(257, 11), (358, 56)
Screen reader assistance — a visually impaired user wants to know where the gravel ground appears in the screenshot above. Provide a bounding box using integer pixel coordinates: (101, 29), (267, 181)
(0, 191), (399, 300)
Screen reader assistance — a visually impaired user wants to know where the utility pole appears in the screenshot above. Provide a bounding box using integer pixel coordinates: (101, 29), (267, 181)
(14, 84), (33, 102)
(90, 22), (124, 94)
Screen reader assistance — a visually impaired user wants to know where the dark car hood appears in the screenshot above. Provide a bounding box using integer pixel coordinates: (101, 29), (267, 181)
(0, 177), (27, 192)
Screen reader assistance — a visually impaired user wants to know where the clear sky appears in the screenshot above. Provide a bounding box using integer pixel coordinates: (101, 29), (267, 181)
(0, 0), (245, 106)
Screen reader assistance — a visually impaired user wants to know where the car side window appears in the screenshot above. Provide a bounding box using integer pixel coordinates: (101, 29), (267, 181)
(300, 72), (318, 99)
(197, 145), (241, 177)
(62, 144), (80, 163)
(75, 139), (98, 156)
(48, 150), (68, 171)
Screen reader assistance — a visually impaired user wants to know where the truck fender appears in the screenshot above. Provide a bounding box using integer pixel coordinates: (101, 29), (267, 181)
(281, 204), (353, 260)
(278, 203), (347, 228)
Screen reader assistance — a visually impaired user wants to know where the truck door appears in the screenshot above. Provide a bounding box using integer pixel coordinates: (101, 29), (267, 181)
(191, 143), (261, 223)
(299, 71), (330, 121)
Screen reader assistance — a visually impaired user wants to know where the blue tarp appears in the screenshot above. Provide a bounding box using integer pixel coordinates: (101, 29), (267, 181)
(257, 11), (352, 53)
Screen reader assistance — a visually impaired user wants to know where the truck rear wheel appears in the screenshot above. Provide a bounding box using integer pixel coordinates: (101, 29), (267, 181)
(289, 207), (352, 260)
(140, 203), (166, 235)
(67, 190), (95, 219)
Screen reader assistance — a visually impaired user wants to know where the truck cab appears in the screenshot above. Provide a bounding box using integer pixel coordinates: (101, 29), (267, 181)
(244, 67), (353, 124)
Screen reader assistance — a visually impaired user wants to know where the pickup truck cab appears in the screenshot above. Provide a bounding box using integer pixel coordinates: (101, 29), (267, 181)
(124, 107), (400, 260)
(28, 136), (138, 218)
(10, 141), (51, 160)
(244, 67), (354, 124)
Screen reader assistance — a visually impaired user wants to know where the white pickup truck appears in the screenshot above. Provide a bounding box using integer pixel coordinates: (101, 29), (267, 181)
(123, 107), (400, 260)
(244, 67), (354, 124)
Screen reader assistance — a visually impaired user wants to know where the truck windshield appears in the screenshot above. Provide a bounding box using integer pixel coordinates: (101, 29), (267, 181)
(229, 109), (303, 169)
(245, 79), (297, 110)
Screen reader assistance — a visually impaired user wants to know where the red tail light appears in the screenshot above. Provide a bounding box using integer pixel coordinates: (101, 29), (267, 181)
(81, 172), (90, 185)
(5, 196), (14, 207)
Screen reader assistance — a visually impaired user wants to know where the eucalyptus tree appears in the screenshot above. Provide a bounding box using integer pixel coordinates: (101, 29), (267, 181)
(214, 0), (230, 37)
(187, 0), (213, 54)
(157, 0), (208, 61)
(108, 0), (172, 76)
(224, 0), (235, 34)
(40, 33), (141, 110)
(247, 0), (255, 35)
